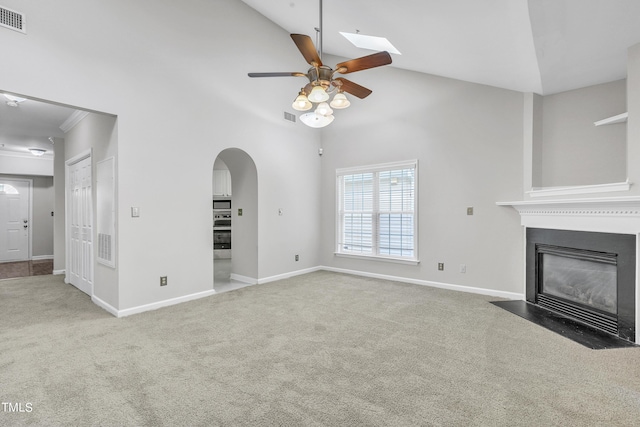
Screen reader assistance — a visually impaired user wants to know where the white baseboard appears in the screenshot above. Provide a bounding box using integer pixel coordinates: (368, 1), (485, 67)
(319, 266), (524, 300)
(258, 266), (323, 284)
(109, 289), (217, 318)
(230, 274), (258, 285)
(92, 295), (119, 317)
(53, 269), (65, 276)
(32, 255), (53, 261)
(91, 266), (522, 318)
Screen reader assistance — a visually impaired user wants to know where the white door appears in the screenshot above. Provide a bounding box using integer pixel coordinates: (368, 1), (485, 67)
(0, 179), (30, 262)
(67, 155), (93, 295)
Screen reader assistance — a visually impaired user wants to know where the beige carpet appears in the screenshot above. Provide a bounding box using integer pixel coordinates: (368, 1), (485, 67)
(1, 271), (640, 426)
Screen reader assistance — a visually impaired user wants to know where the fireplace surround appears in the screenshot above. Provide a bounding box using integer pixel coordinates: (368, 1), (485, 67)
(526, 228), (636, 341)
(498, 196), (640, 345)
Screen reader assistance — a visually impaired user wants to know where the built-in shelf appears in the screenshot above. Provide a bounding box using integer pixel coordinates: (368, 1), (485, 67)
(594, 112), (628, 126)
(526, 180), (631, 198)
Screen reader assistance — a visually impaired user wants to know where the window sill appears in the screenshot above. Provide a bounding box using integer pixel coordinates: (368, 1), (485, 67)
(334, 252), (420, 265)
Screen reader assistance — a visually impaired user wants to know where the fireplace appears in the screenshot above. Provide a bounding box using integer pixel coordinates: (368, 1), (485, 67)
(527, 228), (636, 342)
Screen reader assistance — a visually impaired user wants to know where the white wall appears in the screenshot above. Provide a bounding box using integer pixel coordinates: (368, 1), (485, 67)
(320, 59), (524, 295)
(53, 138), (65, 272)
(0, 152), (53, 176)
(628, 44), (640, 196)
(540, 79), (627, 187)
(0, 0), (322, 311)
(30, 175), (54, 257)
(61, 112), (118, 308)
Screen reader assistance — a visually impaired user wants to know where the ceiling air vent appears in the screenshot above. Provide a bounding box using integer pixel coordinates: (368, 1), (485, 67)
(0, 5), (25, 34)
(284, 111), (296, 123)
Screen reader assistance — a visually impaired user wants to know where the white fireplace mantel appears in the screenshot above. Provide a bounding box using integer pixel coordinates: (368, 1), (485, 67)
(497, 196), (640, 235)
(499, 196), (640, 344)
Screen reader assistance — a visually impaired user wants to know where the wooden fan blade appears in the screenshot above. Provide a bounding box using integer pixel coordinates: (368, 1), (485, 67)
(291, 34), (322, 67)
(333, 78), (372, 99)
(248, 72), (306, 78)
(335, 51), (392, 74)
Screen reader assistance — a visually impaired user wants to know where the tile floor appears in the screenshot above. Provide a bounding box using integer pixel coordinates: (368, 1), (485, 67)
(214, 258), (254, 293)
(0, 260), (54, 280)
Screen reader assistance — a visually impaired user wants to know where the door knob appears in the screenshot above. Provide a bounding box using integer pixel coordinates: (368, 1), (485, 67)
(23, 225), (28, 229)
(23, 219), (28, 223)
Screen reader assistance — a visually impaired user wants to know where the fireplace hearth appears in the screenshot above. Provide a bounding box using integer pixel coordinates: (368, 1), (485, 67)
(527, 228), (636, 342)
(496, 196), (640, 348)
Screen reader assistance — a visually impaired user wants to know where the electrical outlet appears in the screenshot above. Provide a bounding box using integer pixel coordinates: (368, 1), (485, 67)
(295, 254), (299, 261)
(438, 263), (444, 271)
(460, 264), (467, 273)
(160, 276), (168, 286)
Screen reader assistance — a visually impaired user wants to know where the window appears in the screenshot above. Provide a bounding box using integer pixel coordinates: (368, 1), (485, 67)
(336, 160), (418, 263)
(0, 184), (19, 195)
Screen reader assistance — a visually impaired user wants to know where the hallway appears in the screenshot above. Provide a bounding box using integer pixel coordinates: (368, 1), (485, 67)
(0, 259), (53, 280)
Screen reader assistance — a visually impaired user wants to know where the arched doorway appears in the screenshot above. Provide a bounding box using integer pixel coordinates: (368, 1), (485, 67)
(212, 148), (258, 293)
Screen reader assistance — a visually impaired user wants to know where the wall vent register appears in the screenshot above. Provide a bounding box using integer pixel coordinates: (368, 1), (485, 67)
(0, 5), (26, 33)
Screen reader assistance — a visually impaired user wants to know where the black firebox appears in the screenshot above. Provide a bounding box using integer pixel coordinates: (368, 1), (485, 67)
(526, 228), (636, 342)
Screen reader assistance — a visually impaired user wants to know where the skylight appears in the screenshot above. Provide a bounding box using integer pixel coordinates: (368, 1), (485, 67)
(339, 32), (401, 55)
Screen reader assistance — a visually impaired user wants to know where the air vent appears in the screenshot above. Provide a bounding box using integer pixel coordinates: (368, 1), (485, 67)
(98, 233), (112, 263)
(0, 5), (26, 34)
(284, 111), (296, 123)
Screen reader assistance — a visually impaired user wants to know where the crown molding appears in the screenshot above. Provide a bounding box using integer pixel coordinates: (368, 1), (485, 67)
(59, 110), (89, 133)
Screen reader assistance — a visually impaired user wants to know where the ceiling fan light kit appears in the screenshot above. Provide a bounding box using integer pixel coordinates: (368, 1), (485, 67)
(308, 85), (330, 103)
(292, 90), (313, 111)
(248, 0), (392, 128)
(330, 92), (350, 109)
(300, 111), (334, 128)
(315, 102), (333, 117)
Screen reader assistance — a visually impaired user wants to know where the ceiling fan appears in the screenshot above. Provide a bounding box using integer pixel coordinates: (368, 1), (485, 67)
(247, 0), (392, 128)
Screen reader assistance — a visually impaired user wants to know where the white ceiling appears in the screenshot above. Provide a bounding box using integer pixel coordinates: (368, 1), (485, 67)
(0, 94), (76, 158)
(240, 0), (640, 95)
(3, 1), (640, 158)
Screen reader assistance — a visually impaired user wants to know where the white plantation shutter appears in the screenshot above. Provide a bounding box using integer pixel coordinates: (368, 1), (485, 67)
(337, 160), (417, 261)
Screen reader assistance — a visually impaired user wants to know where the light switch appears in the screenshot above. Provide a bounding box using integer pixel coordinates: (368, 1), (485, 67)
(131, 207), (140, 218)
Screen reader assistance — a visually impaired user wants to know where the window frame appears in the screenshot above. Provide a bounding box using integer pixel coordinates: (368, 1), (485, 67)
(335, 159), (419, 265)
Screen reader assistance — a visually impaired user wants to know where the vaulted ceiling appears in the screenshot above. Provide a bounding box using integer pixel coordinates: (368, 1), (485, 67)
(240, 0), (640, 95)
(3, 1), (640, 158)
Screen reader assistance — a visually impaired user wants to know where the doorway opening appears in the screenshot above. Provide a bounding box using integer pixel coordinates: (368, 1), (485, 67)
(0, 178), (53, 279)
(0, 89), (117, 307)
(212, 148), (258, 293)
